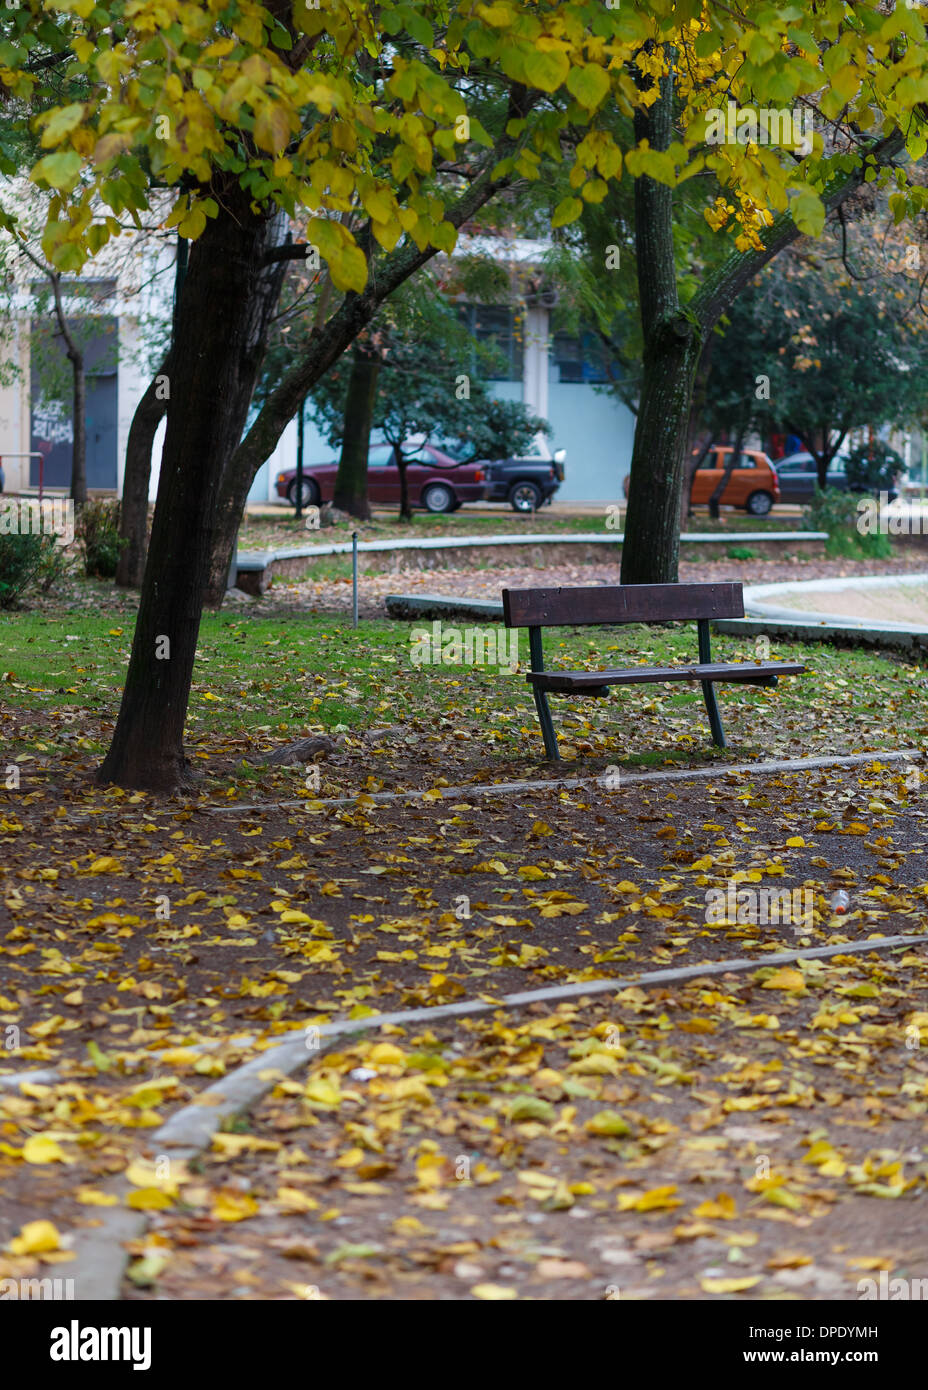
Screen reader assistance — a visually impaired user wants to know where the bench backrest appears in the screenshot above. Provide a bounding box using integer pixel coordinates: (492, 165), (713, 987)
(501, 582), (745, 628)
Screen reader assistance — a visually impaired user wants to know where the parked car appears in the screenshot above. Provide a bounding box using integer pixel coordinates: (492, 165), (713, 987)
(275, 441), (488, 513)
(689, 447), (781, 515)
(482, 446), (566, 512)
(622, 446), (780, 515)
(773, 451), (899, 503)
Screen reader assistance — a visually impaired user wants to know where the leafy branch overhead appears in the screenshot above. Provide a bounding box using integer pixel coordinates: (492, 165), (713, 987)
(6, 0), (928, 292)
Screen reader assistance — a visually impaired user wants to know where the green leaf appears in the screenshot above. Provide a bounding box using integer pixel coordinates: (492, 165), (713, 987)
(30, 151), (82, 191)
(551, 195), (583, 228)
(523, 47), (570, 93)
(39, 103), (86, 148)
(565, 64), (610, 110)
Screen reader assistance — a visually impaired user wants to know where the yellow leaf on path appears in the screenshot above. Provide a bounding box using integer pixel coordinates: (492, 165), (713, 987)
(76, 1188), (119, 1207)
(275, 1187), (320, 1213)
(125, 1160), (180, 1194)
(766, 1252), (812, 1270)
(23, 1135), (68, 1165)
(785, 836), (805, 847)
(10, 1220), (60, 1255)
(701, 1276), (761, 1294)
(471, 1283), (518, 1300)
(127, 1187), (174, 1211)
(89, 857), (121, 873)
(762, 968), (806, 992)
(618, 1185), (682, 1213)
(693, 1193), (737, 1220)
(212, 1190), (259, 1222)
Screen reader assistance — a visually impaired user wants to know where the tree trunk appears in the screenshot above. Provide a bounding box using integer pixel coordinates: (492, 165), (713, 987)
(708, 422), (746, 518)
(97, 190), (289, 791)
(203, 153), (519, 605)
(69, 350), (87, 504)
(115, 349), (172, 587)
(396, 453), (412, 521)
(621, 67), (703, 584)
(333, 346), (378, 519)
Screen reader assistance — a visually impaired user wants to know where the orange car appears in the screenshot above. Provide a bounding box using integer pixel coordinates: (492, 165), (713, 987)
(689, 446), (780, 516)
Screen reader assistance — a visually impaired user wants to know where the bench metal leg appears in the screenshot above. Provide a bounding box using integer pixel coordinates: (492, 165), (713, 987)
(533, 686), (560, 760)
(698, 617), (725, 748)
(701, 680), (726, 748)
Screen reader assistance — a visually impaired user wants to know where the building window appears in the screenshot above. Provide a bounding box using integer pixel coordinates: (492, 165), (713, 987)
(551, 329), (611, 384)
(458, 304), (523, 382)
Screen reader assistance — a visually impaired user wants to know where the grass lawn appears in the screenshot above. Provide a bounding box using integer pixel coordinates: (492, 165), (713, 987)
(1, 605), (923, 785)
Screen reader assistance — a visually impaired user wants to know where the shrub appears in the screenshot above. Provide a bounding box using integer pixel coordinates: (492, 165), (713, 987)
(844, 439), (904, 494)
(801, 486), (892, 559)
(76, 497), (126, 578)
(0, 532), (63, 609)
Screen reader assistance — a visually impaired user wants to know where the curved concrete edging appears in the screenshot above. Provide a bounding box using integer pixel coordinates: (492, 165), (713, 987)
(743, 572), (928, 633)
(63, 928), (928, 1299)
(238, 529), (826, 565)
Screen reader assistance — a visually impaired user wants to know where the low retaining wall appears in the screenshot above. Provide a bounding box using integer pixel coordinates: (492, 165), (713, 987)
(235, 530), (828, 594)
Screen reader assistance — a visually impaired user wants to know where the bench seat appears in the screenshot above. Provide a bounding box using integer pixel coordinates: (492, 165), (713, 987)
(527, 660), (806, 692)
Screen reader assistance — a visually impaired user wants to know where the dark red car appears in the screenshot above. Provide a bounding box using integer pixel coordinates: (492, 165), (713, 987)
(275, 441), (488, 513)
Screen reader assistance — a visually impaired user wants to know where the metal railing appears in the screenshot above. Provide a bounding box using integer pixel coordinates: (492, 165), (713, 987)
(0, 452), (49, 500)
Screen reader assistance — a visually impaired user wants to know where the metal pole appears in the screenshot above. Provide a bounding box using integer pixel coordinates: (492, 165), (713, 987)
(295, 398), (305, 520)
(38, 452), (43, 503)
(352, 530), (359, 629)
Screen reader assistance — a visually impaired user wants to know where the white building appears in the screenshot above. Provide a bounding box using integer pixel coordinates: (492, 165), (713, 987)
(1, 224), (638, 505)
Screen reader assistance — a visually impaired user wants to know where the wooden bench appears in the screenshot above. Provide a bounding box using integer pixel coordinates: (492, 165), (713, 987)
(501, 582), (806, 761)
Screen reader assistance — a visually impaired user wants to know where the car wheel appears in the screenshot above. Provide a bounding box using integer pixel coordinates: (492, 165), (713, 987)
(422, 482), (455, 513)
(287, 477), (319, 509)
(509, 480), (543, 512)
(745, 490), (773, 516)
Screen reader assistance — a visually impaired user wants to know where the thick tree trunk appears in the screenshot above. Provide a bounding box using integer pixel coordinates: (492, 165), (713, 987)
(97, 190), (289, 791)
(115, 349), (172, 588)
(333, 346), (378, 519)
(68, 351), (86, 505)
(621, 68), (702, 584)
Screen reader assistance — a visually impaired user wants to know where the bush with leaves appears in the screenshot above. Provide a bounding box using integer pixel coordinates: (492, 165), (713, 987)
(0, 533), (64, 608)
(802, 486), (892, 559)
(76, 498), (126, 578)
(844, 439), (904, 494)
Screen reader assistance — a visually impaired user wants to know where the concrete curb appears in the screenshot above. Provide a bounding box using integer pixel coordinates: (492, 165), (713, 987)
(62, 928), (928, 1300)
(203, 748), (924, 816)
(742, 573), (928, 634)
(237, 530), (828, 566)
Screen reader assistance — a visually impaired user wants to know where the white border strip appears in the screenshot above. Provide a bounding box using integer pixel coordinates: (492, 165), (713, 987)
(744, 572), (928, 632)
(205, 749), (923, 815)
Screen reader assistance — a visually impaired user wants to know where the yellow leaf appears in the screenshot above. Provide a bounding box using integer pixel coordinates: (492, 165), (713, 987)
(127, 1187), (174, 1211)
(762, 968), (805, 992)
(89, 856), (121, 873)
(76, 1187), (119, 1206)
(693, 1193), (737, 1219)
(471, 1283), (518, 1300)
(700, 1276), (761, 1294)
(23, 1135), (68, 1165)
(618, 1185), (681, 1212)
(9, 1220), (60, 1255)
(212, 1190), (259, 1222)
